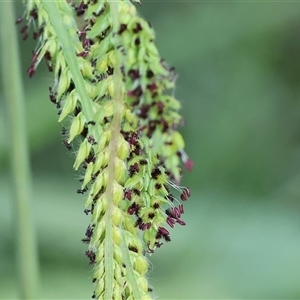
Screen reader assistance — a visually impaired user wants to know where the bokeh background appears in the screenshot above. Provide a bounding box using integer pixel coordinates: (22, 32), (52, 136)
(1, 1), (300, 299)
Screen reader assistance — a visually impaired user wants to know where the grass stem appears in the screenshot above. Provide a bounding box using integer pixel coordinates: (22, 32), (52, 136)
(0, 2), (39, 299)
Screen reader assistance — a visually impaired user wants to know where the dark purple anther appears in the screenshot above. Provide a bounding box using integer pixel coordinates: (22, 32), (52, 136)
(184, 187), (191, 197)
(44, 51), (51, 61)
(87, 135), (96, 145)
(154, 183), (162, 190)
(33, 32), (39, 40)
(128, 202), (140, 215)
(146, 83), (157, 92)
(27, 65), (35, 78)
(29, 9), (38, 20)
(127, 86), (143, 98)
(85, 225), (93, 238)
(180, 193), (187, 201)
(157, 101), (164, 114)
(185, 158), (194, 171)
(131, 162), (140, 175)
(164, 235), (171, 242)
(140, 223), (151, 231)
(176, 219), (186, 226)
(85, 250), (96, 264)
(77, 51), (89, 58)
(173, 207), (181, 218)
(153, 202), (160, 209)
(133, 22), (142, 33)
(49, 91), (56, 104)
(118, 23), (127, 35)
(78, 1), (85, 11)
(127, 206), (135, 215)
(15, 17), (23, 24)
(81, 237), (90, 244)
(78, 30), (86, 39)
(134, 37), (140, 46)
(167, 217), (175, 228)
(179, 204), (184, 214)
(20, 25), (28, 33)
(22, 33), (29, 41)
(129, 246), (138, 253)
(148, 212), (155, 219)
(146, 69), (154, 78)
(124, 190), (132, 201)
(135, 217), (143, 228)
(158, 227), (170, 236)
(128, 69), (140, 79)
(83, 39), (91, 48)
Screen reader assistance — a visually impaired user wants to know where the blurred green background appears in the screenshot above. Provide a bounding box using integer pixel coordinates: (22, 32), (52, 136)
(1, 1), (300, 299)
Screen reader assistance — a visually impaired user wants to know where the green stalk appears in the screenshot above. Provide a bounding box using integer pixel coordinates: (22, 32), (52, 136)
(0, 2), (39, 299)
(103, 2), (123, 299)
(109, 3), (142, 299)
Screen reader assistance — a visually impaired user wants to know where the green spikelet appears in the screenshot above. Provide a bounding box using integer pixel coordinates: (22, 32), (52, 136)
(20, 0), (193, 299)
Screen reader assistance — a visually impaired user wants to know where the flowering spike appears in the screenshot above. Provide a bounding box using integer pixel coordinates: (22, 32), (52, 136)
(21, 0), (192, 299)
